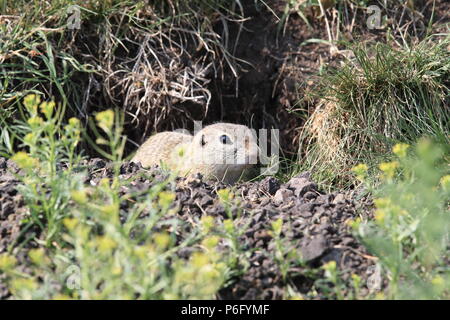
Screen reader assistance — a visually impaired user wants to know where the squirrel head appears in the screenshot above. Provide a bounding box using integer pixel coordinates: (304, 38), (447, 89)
(190, 123), (259, 172)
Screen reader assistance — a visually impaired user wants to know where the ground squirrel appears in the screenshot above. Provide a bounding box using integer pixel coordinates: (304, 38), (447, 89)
(132, 123), (259, 184)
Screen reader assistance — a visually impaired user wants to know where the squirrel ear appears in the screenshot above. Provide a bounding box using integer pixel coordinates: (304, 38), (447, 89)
(200, 134), (206, 146)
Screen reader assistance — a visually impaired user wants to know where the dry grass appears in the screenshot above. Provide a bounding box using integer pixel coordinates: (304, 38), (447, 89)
(94, 2), (248, 139)
(0, 1), (248, 148)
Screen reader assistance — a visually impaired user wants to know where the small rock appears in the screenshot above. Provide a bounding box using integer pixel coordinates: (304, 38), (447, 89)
(301, 235), (329, 263)
(321, 248), (343, 265)
(254, 230), (272, 242)
(260, 177), (280, 195)
(259, 197), (271, 206)
(0, 158), (6, 169)
(273, 188), (294, 205)
(0, 172), (16, 183)
(288, 177), (318, 198)
(199, 195), (213, 207)
(341, 236), (355, 246)
(332, 193), (346, 204)
(296, 203), (314, 218)
(247, 187), (261, 202)
(293, 171), (312, 180)
(90, 158), (106, 169)
(6, 159), (19, 172)
(303, 191), (317, 200)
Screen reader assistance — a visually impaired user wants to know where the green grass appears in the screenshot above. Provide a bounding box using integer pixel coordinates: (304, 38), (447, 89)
(298, 35), (450, 190)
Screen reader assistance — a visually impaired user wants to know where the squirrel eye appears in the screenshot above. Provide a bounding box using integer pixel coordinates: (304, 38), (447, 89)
(219, 135), (231, 145)
(200, 134), (206, 146)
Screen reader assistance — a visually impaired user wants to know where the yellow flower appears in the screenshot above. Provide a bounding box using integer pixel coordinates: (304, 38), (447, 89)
(100, 203), (118, 216)
(417, 137), (432, 156)
(217, 188), (233, 202)
(53, 294), (72, 300)
(99, 178), (110, 188)
(11, 278), (38, 292)
(23, 94), (41, 115)
(68, 117), (80, 127)
(322, 261), (336, 279)
(375, 292), (385, 300)
(346, 217), (361, 230)
(11, 152), (38, 169)
(402, 193), (414, 202)
(63, 218), (79, 231)
(392, 143), (410, 158)
(223, 219), (234, 234)
(374, 209), (386, 223)
(351, 163), (368, 181)
(97, 236), (117, 253)
(158, 191), (176, 208)
(191, 252), (209, 268)
(27, 116), (44, 128)
(379, 161), (399, 179)
(440, 175), (450, 191)
(0, 253), (17, 270)
(95, 109), (115, 133)
(323, 260), (336, 271)
(28, 248), (46, 265)
(176, 145), (186, 158)
(95, 138), (108, 145)
(200, 216), (215, 233)
(71, 190), (88, 204)
(202, 264), (220, 280)
(431, 276), (444, 287)
(111, 265), (123, 276)
(153, 233), (170, 250)
(351, 274), (361, 288)
(39, 101), (55, 120)
(271, 218), (283, 236)
(75, 225), (91, 241)
(202, 236), (220, 250)
(23, 133), (35, 145)
(374, 198), (391, 209)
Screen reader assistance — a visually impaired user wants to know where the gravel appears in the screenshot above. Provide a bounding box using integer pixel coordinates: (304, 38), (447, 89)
(0, 158), (378, 299)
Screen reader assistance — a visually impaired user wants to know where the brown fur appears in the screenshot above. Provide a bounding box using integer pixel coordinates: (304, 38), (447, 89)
(131, 123), (259, 184)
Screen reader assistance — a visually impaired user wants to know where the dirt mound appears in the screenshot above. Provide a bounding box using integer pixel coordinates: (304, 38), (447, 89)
(0, 158), (379, 299)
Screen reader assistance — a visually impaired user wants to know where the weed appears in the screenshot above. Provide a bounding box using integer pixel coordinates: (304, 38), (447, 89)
(0, 94), (233, 299)
(353, 140), (450, 299)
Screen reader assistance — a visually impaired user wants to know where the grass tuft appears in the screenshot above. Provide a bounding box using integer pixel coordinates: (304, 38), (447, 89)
(298, 35), (450, 189)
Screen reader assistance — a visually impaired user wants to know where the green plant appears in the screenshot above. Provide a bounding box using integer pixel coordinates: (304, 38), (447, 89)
(9, 94), (84, 246)
(0, 94), (232, 299)
(215, 188), (251, 274)
(353, 140), (450, 299)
